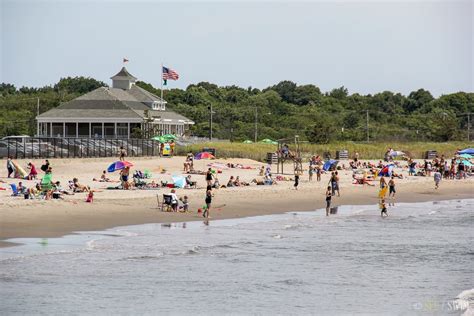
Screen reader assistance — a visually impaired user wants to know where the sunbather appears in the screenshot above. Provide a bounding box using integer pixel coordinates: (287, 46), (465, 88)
(72, 178), (90, 192)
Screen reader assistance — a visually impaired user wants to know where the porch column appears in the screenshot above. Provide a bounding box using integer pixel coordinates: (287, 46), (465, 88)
(101, 123), (104, 139)
(63, 123), (66, 137)
(50, 122), (53, 137)
(127, 123), (130, 139)
(89, 123), (91, 138)
(114, 123), (117, 139)
(76, 122), (79, 138)
(37, 121), (40, 137)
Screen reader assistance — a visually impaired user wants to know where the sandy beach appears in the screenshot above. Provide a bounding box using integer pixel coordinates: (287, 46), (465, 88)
(1, 156), (473, 247)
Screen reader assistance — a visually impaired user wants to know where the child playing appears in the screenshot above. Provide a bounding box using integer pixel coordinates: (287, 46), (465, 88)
(179, 195), (189, 212)
(86, 191), (94, 203)
(380, 199), (388, 217)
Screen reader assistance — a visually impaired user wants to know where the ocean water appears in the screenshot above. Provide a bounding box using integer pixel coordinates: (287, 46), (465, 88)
(1, 199), (473, 315)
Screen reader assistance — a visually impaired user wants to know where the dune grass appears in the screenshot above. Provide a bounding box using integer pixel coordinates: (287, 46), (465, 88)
(176, 141), (472, 161)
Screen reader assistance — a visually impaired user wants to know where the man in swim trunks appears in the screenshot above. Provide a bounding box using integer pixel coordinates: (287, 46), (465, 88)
(388, 176), (396, 199)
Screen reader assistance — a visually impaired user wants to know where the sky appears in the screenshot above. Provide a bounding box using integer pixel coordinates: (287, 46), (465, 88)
(1, 0), (472, 96)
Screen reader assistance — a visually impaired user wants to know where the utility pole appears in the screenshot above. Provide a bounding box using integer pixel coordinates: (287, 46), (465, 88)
(458, 112), (472, 142)
(37, 97), (40, 116)
(366, 109), (369, 143)
(208, 103), (213, 141)
(254, 104), (258, 143)
(468, 113), (471, 142)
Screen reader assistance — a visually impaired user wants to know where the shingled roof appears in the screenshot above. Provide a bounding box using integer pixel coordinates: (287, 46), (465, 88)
(110, 67), (137, 81)
(37, 84), (194, 124)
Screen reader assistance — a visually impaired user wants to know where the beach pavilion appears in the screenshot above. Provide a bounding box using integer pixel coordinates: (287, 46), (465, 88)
(36, 67), (194, 139)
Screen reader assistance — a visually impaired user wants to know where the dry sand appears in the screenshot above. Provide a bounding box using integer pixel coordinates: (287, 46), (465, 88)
(1, 156), (473, 247)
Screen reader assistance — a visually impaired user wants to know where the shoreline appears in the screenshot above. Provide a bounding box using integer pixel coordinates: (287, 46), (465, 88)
(1, 181), (472, 248)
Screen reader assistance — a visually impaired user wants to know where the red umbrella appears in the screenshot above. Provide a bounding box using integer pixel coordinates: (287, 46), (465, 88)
(194, 152), (215, 160)
(107, 161), (134, 172)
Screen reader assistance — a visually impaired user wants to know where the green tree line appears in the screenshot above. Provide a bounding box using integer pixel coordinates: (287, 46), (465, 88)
(1, 77), (473, 142)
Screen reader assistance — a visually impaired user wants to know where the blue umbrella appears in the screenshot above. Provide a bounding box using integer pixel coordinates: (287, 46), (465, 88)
(107, 161), (133, 173)
(458, 148), (474, 155)
(172, 175), (185, 188)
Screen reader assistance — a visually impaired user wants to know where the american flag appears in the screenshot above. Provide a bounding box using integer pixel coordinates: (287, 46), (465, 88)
(162, 66), (179, 82)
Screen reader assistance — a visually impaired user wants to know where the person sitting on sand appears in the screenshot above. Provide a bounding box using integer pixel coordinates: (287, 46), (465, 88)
(179, 195), (189, 212)
(185, 175), (197, 189)
(72, 178), (90, 193)
(259, 166), (265, 176)
(227, 176), (235, 187)
(26, 162), (38, 180)
(264, 174), (276, 185)
(93, 170), (111, 182)
(212, 177), (221, 189)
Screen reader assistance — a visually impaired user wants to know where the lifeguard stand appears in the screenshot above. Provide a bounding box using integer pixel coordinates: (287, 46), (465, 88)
(276, 135), (303, 175)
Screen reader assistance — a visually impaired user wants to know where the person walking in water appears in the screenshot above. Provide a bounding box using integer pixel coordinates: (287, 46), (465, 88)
(388, 176), (396, 199)
(325, 186), (332, 216)
(380, 199), (388, 217)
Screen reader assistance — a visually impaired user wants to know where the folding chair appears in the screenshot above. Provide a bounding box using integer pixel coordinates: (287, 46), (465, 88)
(10, 184), (19, 197)
(160, 194), (174, 212)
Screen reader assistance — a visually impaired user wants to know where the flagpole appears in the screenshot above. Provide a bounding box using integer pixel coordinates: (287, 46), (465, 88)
(160, 62), (164, 102)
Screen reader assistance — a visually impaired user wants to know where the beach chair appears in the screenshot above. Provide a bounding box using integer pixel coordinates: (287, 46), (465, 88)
(160, 194), (174, 212)
(10, 184), (19, 196)
(144, 169), (152, 178)
(185, 177), (197, 189)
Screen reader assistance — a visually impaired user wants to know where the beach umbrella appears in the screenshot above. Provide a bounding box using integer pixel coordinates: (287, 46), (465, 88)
(162, 134), (177, 141)
(152, 135), (167, 143)
(107, 161), (133, 172)
(172, 175), (185, 188)
(458, 153), (472, 159)
(243, 140), (253, 144)
(194, 152), (215, 160)
(458, 148), (474, 155)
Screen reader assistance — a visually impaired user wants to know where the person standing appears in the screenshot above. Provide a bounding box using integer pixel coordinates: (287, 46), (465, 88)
(308, 163), (314, 182)
(6, 156), (15, 178)
(316, 165), (321, 182)
(294, 171), (300, 190)
(203, 188), (212, 218)
(332, 171), (341, 197)
(205, 168), (214, 187)
(118, 146), (127, 161)
(325, 186), (332, 216)
(388, 176), (396, 199)
(434, 169), (442, 189)
(40, 159), (50, 173)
